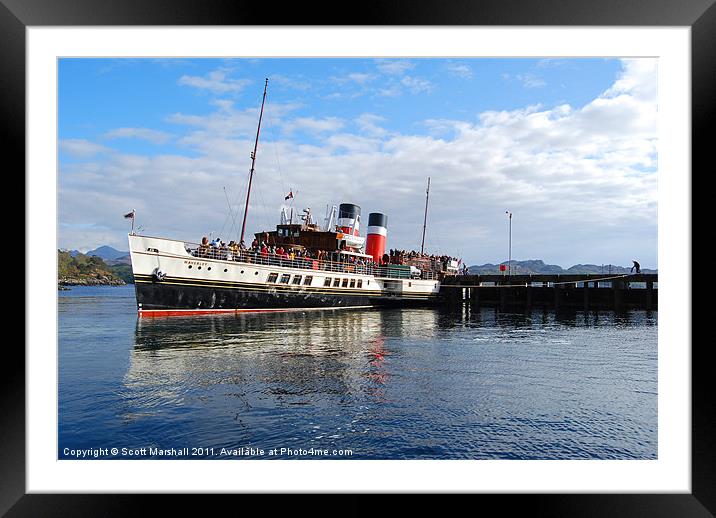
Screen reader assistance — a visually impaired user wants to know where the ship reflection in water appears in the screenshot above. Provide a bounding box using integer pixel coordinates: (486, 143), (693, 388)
(129, 308), (424, 409)
(123, 306), (656, 459)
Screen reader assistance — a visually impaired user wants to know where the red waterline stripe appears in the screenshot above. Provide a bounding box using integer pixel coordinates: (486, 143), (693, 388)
(138, 306), (372, 318)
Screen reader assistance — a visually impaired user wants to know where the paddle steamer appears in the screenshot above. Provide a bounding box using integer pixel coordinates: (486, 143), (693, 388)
(128, 80), (459, 316)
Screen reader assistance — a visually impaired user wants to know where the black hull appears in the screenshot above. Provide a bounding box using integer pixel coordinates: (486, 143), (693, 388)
(134, 278), (438, 313)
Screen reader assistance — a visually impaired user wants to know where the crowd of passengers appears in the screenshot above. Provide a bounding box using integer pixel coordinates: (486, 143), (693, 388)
(387, 249), (462, 272)
(192, 236), (461, 276)
(193, 236), (379, 274)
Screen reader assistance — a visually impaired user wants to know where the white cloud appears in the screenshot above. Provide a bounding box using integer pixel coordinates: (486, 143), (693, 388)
(178, 69), (251, 94)
(270, 74), (311, 91)
(355, 113), (388, 137)
(376, 84), (402, 97)
(375, 59), (414, 75)
(331, 72), (375, 85)
(282, 117), (344, 134)
(516, 73), (546, 88)
(446, 63), (473, 79)
(603, 58), (657, 102)
(104, 127), (172, 144)
(60, 139), (109, 158)
(400, 76), (434, 94)
(167, 100), (302, 144)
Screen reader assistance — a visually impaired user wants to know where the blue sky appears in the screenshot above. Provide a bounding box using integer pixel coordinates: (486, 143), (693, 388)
(58, 57), (657, 267)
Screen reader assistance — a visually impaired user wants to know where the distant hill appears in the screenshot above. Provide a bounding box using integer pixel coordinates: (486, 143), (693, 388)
(58, 250), (127, 286)
(106, 254), (131, 266)
(468, 259), (656, 275)
(86, 245), (128, 261)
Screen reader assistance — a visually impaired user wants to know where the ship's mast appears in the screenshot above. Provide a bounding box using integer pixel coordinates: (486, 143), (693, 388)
(420, 177), (430, 254)
(239, 78), (269, 246)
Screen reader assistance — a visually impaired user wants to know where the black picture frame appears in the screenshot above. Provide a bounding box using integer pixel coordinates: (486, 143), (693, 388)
(7, 0), (710, 514)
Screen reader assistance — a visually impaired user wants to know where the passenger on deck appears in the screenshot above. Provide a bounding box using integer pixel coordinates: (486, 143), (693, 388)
(227, 241), (237, 261)
(198, 236), (209, 258)
(209, 237), (220, 259)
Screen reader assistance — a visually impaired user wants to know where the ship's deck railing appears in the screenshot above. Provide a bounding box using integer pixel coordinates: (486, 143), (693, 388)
(185, 244), (440, 280)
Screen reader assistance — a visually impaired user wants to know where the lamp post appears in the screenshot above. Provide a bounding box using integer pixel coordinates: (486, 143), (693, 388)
(505, 211), (512, 276)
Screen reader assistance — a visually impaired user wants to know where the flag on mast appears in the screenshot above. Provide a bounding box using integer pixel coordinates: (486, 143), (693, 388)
(284, 191), (293, 201)
(124, 209), (136, 234)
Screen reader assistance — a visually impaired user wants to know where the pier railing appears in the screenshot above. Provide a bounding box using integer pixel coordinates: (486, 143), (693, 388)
(440, 273), (658, 310)
(184, 243), (439, 280)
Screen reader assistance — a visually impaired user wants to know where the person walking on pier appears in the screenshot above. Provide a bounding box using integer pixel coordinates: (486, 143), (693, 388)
(631, 260), (641, 274)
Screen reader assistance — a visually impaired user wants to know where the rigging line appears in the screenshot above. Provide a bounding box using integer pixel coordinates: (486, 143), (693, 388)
(223, 186), (240, 239)
(254, 171), (273, 236)
(218, 189), (233, 239)
(219, 180), (242, 240)
(230, 172), (250, 244)
(266, 107), (287, 197)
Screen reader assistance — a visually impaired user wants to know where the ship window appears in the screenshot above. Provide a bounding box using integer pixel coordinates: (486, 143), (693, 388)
(357, 279), (363, 288)
(324, 277), (332, 287)
(267, 273), (279, 283)
(409, 282), (412, 287)
(188, 265), (192, 269)
(279, 274), (291, 284)
(342, 278), (349, 288)
(207, 267), (211, 271)
(333, 278), (341, 287)
(304, 276), (313, 285)
(292, 275), (302, 285)
(198, 266), (202, 270)
(224, 268), (228, 272)
(349, 279), (356, 288)
(367, 280), (370, 285)
(241, 270), (245, 274)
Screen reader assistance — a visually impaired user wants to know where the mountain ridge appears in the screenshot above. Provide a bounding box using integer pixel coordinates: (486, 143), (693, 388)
(467, 259), (656, 275)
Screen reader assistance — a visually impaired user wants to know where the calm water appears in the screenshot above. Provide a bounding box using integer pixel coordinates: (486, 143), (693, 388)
(58, 285), (657, 460)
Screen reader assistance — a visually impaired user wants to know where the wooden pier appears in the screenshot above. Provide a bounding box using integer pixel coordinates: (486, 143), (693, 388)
(440, 273), (657, 311)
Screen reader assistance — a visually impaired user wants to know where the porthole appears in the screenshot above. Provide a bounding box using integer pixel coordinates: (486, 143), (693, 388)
(241, 270), (245, 274)
(198, 266), (202, 270)
(207, 267), (212, 271)
(188, 265), (192, 269)
(224, 269), (228, 272)
(255, 271), (259, 275)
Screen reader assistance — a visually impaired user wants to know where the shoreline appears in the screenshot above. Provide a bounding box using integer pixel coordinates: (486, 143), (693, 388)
(58, 278), (127, 287)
